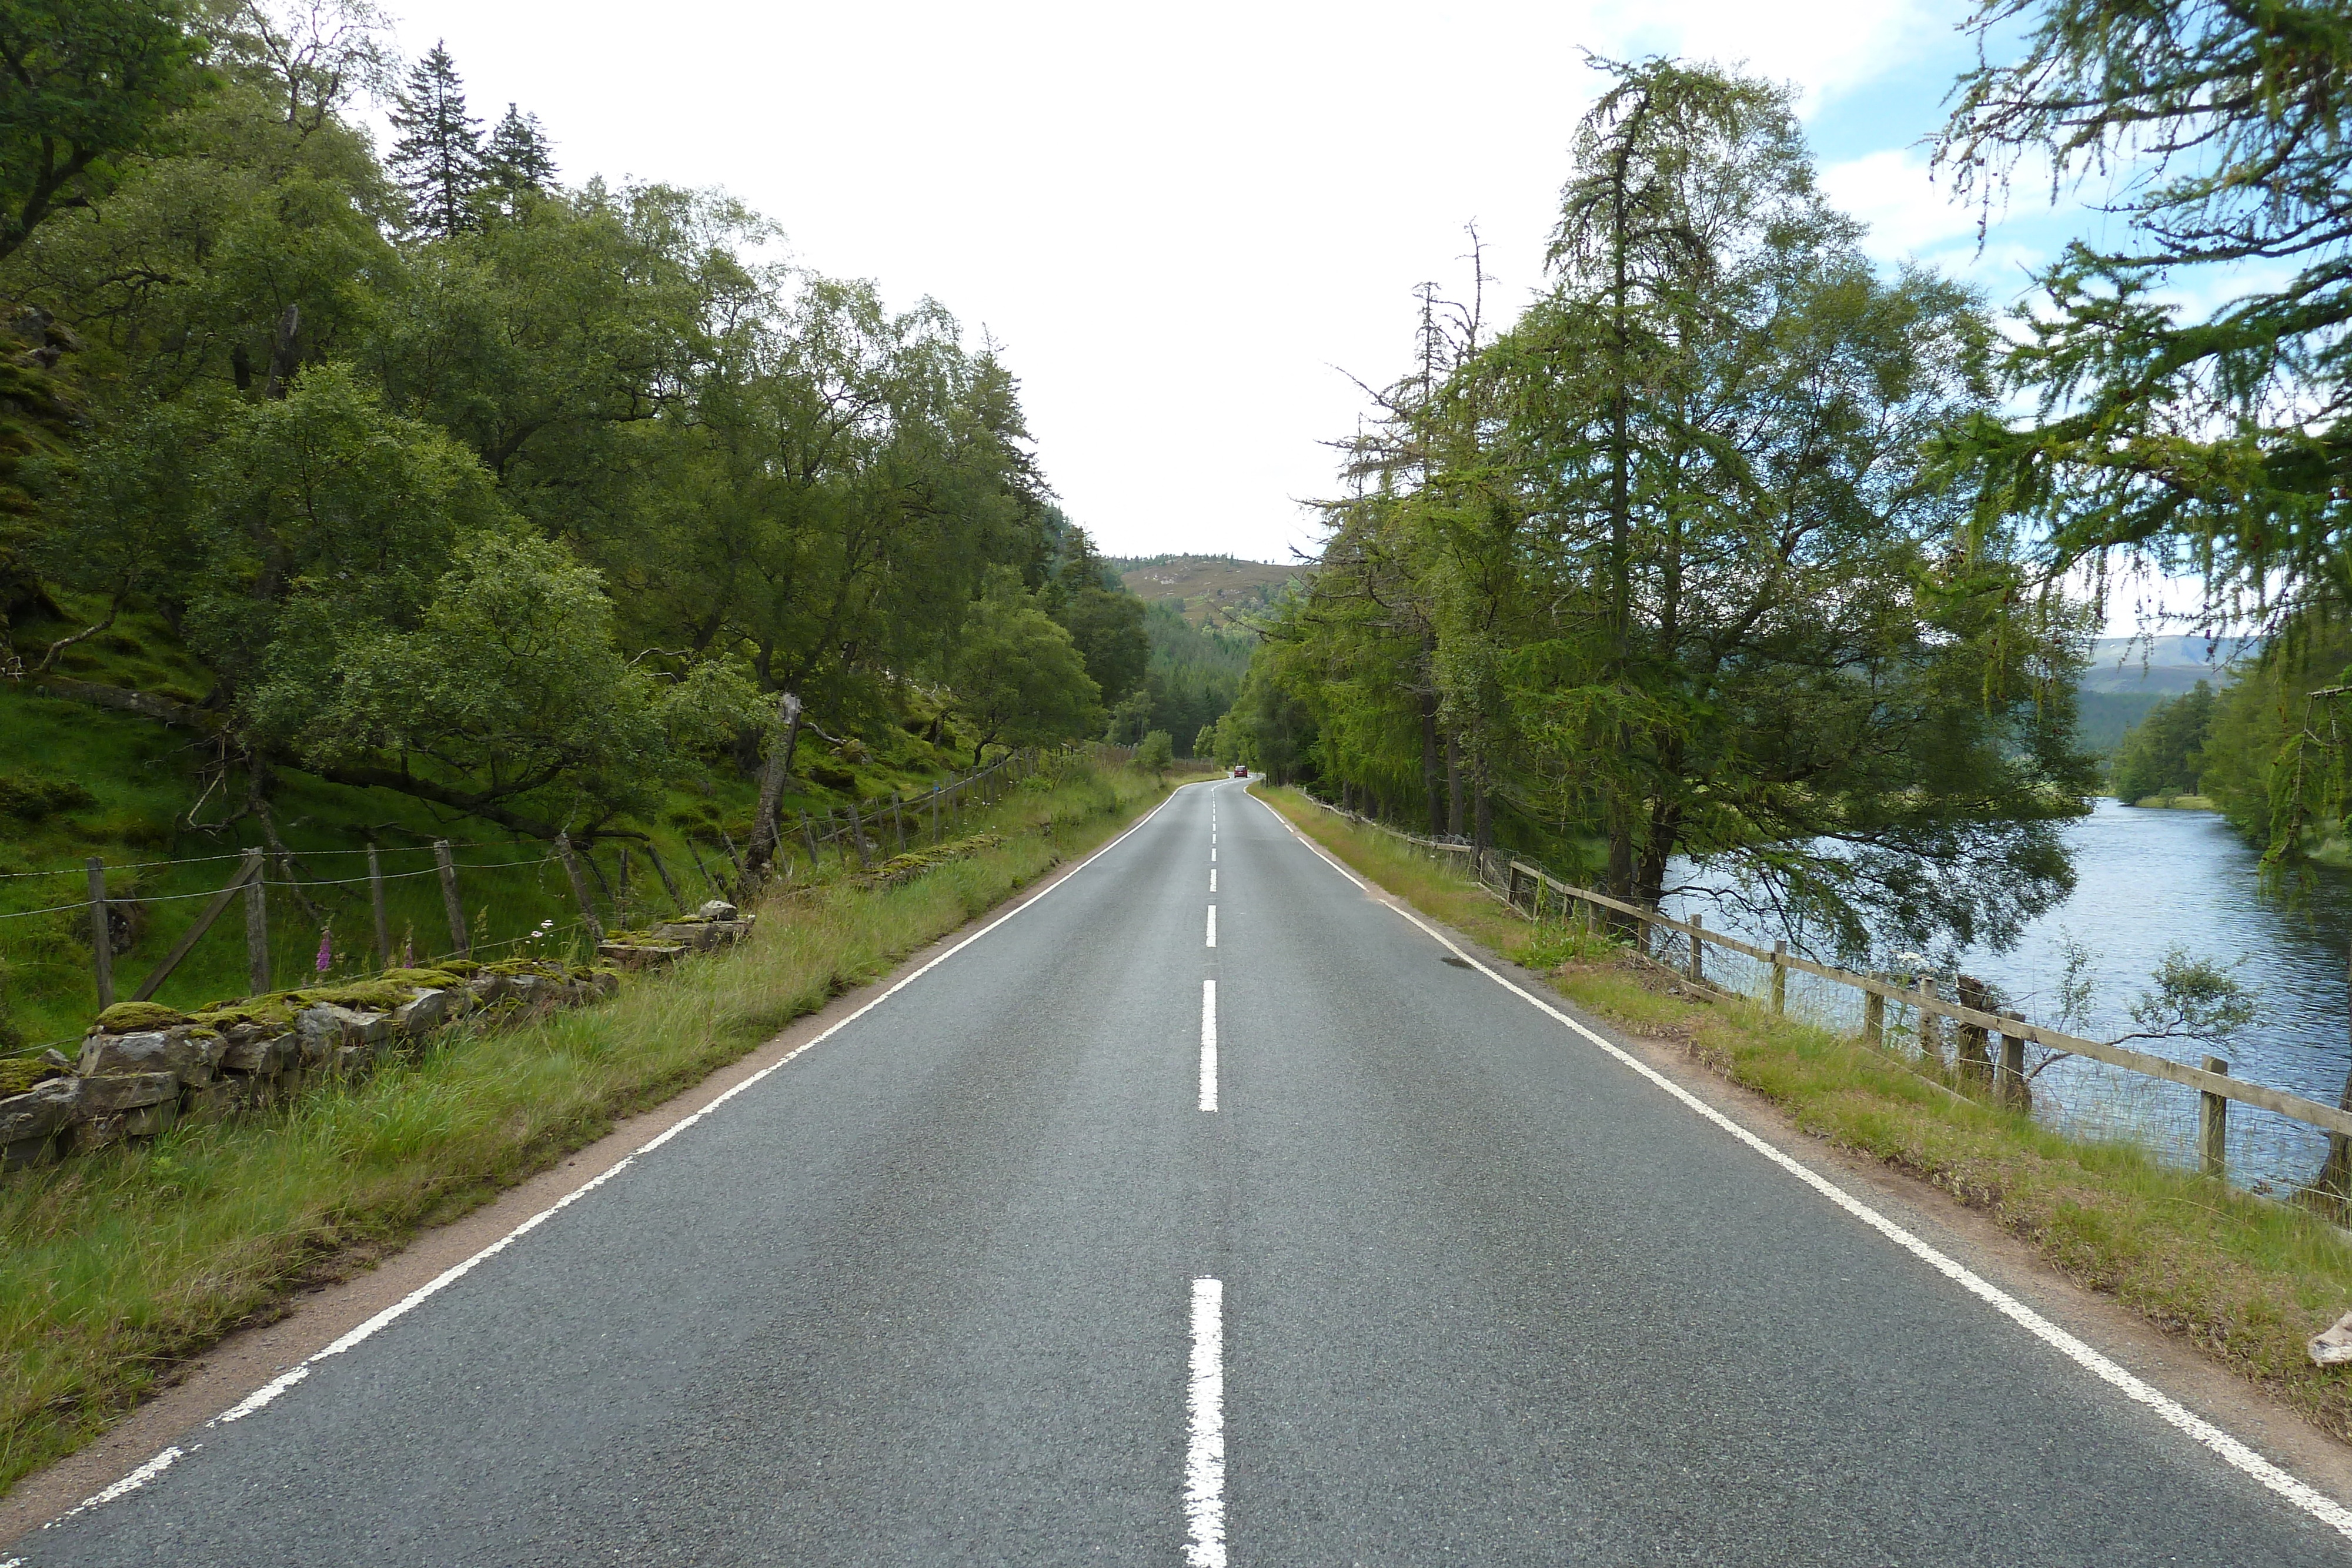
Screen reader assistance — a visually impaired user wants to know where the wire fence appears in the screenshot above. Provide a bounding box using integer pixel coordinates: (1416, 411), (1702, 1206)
(1294, 791), (2351, 1196)
(1, 741), (1121, 1058)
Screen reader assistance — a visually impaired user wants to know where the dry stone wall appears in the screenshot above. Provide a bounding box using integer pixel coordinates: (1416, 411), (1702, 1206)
(0, 901), (754, 1171)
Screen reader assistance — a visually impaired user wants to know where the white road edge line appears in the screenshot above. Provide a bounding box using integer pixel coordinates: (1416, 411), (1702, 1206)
(1200, 979), (1218, 1112)
(1184, 1276), (1228, 1568)
(1205, 904), (1217, 948)
(1251, 790), (2352, 1543)
(42, 779), (1216, 1531)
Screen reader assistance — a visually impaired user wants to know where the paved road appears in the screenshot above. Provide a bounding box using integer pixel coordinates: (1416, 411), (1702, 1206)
(14, 780), (2348, 1564)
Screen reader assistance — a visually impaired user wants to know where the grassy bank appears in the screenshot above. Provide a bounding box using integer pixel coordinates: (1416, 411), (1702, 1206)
(1254, 784), (2352, 1445)
(0, 759), (1175, 1497)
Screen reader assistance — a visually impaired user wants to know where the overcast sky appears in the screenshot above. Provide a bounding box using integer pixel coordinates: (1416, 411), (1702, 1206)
(369, 1), (2110, 570)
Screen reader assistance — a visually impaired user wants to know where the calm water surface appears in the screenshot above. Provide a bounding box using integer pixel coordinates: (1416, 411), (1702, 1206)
(1671, 799), (2352, 1187)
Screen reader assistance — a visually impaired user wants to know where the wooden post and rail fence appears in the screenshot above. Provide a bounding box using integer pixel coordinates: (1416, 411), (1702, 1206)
(1301, 792), (2342, 1181)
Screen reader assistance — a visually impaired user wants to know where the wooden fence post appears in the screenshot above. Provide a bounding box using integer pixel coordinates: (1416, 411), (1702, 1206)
(368, 845), (391, 969)
(1685, 912), (1703, 984)
(2200, 1056), (2230, 1179)
(643, 844), (689, 915)
(1917, 977), (1945, 1067)
(1771, 940), (1788, 1014)
(716, 827), (747, 889)
(1955, 974), (1993, 1084)
(555, 831), (604, 946)
(844, 799), (871, 871)
(687, 836), (725, 899)
(617, 847), (632, 931)
(433, 840), (470, 960)
(1863, 984), (1885, 1048)
(86, 857), (113, 1011)
(245, 863), (270, 995)
(930, 785), (941, 844)
(890, 792), (906, 855)
(800, 814), (821, 873)
(1998, 1012), (2029, 1108)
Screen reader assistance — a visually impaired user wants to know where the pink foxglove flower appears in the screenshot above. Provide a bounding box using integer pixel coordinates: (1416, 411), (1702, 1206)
(315, 929), (333, 974)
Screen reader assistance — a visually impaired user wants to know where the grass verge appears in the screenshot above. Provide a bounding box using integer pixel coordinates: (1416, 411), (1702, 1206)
(0, 758), (1177, 1498)
(1254, 783), (2352, 1445)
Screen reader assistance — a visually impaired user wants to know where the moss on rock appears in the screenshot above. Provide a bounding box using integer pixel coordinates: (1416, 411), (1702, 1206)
(92, 1001), (191, 1034)
(0, 1057), (64, 1094)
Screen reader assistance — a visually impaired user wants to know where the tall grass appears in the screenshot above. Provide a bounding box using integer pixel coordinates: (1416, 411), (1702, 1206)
(1256, 785), (2352, 1442)
(0, 760), (1171, 1497)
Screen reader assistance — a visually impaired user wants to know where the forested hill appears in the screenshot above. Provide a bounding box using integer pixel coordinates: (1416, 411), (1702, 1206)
(1111, 556), (1297, 630)
(0, 6), (1187, 1049)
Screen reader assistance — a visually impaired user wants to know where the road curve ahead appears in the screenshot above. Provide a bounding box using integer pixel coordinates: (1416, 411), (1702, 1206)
(14, 778), (2348, 1565)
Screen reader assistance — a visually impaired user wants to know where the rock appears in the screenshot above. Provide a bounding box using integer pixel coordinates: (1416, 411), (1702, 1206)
(78, 1026), (224, 1087)
(2, 1132), (59, 1171)
(294, 1004), (388, 1062)
(466, 971), (510, 1005)
(0, 1076), (82, 1143)
(389, 988), (450, 1037)
(597, 940), (685, 972)
(184, 1079), (252, 1124)
(697, 899), (739, 921)
(77, 1072), (181, 1112)
(652, 917), (751, 951)
(221, 1032), (297, 1076)
(2310, 1309), (2352, 1367)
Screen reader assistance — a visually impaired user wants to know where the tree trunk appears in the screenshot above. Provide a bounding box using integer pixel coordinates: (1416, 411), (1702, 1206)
(744, 691), (805, 878)
(1445, 731), (1464, 837)
(1421, 687), (1444, 837)
(1472, 752), (1492, 852)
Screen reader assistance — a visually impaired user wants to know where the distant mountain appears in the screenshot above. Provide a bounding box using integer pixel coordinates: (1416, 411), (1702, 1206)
(1110, 555), (1299, 630)
(2079, 634), (2259, 694)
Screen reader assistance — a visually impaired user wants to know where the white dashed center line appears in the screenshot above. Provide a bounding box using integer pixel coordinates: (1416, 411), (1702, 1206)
(1199, 980), (1218, 1112)
(1185, 1278), (1227, 1567)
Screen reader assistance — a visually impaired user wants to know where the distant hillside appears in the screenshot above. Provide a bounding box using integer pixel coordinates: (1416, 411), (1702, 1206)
(1110, 555), (1299, 630)
(2080, 634), (2258, 694)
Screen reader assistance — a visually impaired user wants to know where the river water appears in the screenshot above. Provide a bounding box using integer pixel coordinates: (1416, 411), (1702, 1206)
(1666, 800), (2352, 1190)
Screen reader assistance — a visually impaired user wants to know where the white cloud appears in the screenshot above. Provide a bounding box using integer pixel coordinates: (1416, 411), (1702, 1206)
(1819, 148), (1978, 257)
(1593, 0), (1947, 112)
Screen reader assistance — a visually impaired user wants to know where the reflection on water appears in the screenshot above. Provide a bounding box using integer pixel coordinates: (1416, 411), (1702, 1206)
(1669, 800), (2352, 1188)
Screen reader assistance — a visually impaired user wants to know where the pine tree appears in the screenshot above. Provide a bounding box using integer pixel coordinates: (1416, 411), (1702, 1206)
(482, 102), (557, 198)
(386, 41), (482, 237)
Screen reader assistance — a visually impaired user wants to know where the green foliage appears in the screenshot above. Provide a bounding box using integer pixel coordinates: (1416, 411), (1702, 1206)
(0, 15), (1071, 875)
(263, 528), (765, 824)
(386, 41), (479, 238)
(0, 0), (208, 262)
(1135, 730), (1173, 775)
(2124, 944), (2256, 1047)
(1135, 599), (1250, 752)
(1259, 58), (2096, 955)
(1937, 0), (2352, 630)
(2109, 681), (2214, 801)
(948, 574), (1102, 761)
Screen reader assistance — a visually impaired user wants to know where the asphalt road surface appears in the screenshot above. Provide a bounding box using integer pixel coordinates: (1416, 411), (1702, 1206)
(14, 779), (2350, 1564)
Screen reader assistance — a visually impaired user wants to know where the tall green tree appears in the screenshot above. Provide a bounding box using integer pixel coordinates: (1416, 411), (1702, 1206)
(1274, 59), (2095, 957)
(386, 39), (479, 236)
(949, 571), (1101, 761)
(481, 101), (554, 198)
